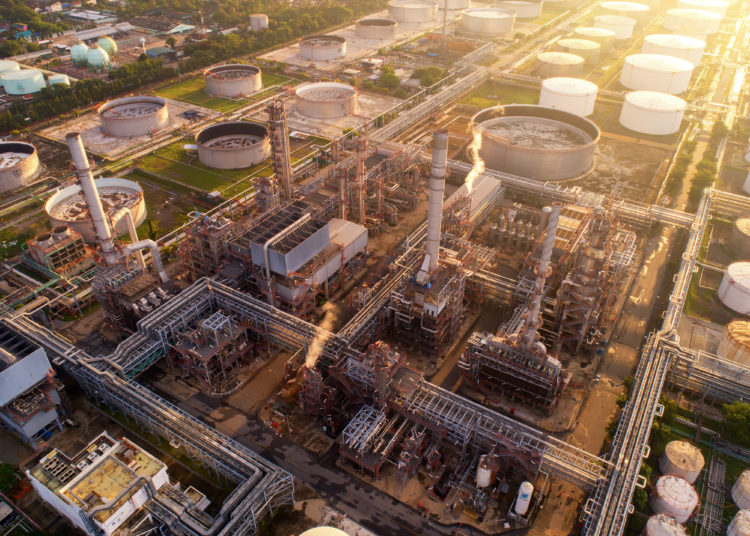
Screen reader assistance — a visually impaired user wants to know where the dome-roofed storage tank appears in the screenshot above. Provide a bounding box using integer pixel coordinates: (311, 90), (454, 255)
(718, 320), (750, 366)
(599, 1), (651, 22)
(644, 514), (690, 536)
(642, 34), (706, 66)
(299, 35), (347, 61)
(659, 441), (705, 484)
(300, 528), (349, 536)
(97, 36), (118, 57)
(471, 104), (600, 181)
(664, 9), (721, 37)
(496, 0), (543, 18)
(536, 51), (585, 78)
(557, 38), (601, 64)
(0, 60), (20, 89)
(573, 27), (616, 51)
(70, 41), (89, 66)
(196, 122), (270, 169)
(728, 510), (750, 536)
(44, 177), (147, 244)
(388, 0), (439, 22)
(48, 73), (71, 88)
(619, 91), (685, 135)
(0, 142), (41, 192)
(539, 77), (598, 116)
(87, 44), (110, 72)
(356, 18), (398, 39)
(677, 0), (728, 16)
(718, 262), (750, 315)
(249, 14), (269, 31)
(1, 69), (46, 95)
(650, 475), (699, 523)
(594, 14), (636, 39)
(204, 64), (262, 98)
(620, 54), (694, 94)
(295, 82), (358, 119)
(98, 96), (169, 137)
(437, 0), (470, 8)
(733, 471), (750, 510)
(728, 216), (750, 259)
(461, 8), (516, 35)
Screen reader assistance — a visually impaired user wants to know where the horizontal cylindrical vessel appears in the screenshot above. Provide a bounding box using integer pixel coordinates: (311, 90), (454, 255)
(664, 9), (721, 36)
(619, 91), (686, 134)
(461, 7), (516, 35)
(204, 64), (262, 98)
(496, 0), (543, 18)
(642, 34), (705, 66)
(1, 69), (45, 95)
(620, 54), (694, 94)
(388, 0), (439, 22)
(356, 18), (398, 39)
(599, 1), (651, 22)
(536, 51), (584, 78)
(98, 96), (169, 137)
(718, 320), (750, 367)
(0, 142), (41, 192)
(594, 15), (636, 39)
(196, 122), (270, 169)
(659, 441), (704, 484)
(718, 262), (750, 315)
(471, 104), (600, 181)
(299, 35), (346, 61)
(677, 0), (728, 16)
(295, 82), (358, 119)
(539, 77), (598, 116)
(573, 26), (616, 51)
(650, 475), (699, 523)
(249, 14), (269, 31)
(557, 38), (600, 64)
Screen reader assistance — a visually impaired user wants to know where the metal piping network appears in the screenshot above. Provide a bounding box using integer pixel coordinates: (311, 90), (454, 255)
(426, 129), (448, 273)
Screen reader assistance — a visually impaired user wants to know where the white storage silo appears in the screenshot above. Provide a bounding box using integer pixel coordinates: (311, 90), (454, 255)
(718, 262), (750, 315)
(728, 510), (750, 536)
(594, 15), (636, 39)
(557, 38), (601, 64)
(249, 14), (269, 31)
(734, 471), (750, 510)
(536, 51), (585, 78)
(664, 9), (721, 37)
(620, 54), (694, 94)
(1, 69), (46, 95)
(388, 0), (439, 23)
(461, 8), (516, 35)
(728, 217), (750, 259)
(573, 27), (616, 51)
(619, 91), (686, 135)
(659, 441), (704, 484)
(644, 514), (689, 536)
(677, 0), (728, 16)
(718, 320), (750, 367)
(48, 74), (71, 88)
(599, 1), (651, 23)
(650, 475), (699, 523)
(642, 34), (705, 66)
(539, 77), (597, 116)
(496, 0), (543, 18)
(745, 171), (750, 195)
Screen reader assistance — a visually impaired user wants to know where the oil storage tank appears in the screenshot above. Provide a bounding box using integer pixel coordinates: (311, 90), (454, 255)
(0, 142), (41, 192)
(536, 51), (584, 78)
(594, 15), (636, 39)
(70, 41), (89, 66)
(438, 0), (470, 8)
(204, 64), (262, 98)
(300, 528), (349, 536)
(196, 122), (270, 169)
(728, 216), (750, 259)
(0, 60), (20, 88)
(599, 1), (651, 22)
(299, 35), (347, 61)
(388, 0), (439, 22)
(718, 262), (750, 315)
(619, 91), (686, 135)
(664, 9), (721, 37)
(642, 34), (706, 66)
(650, 475), (699, 523)
(496, 1), (543, 18)
(471, 104), (600, 181)
(644, 514), (689, 536)
(48, 74), (71, 87)
(1, 69), (45, 95)
(461, 8), (516, 35)
(573, 27), (616, 51)
(87, 44), (110, 72)
(717, 320), (750, 366)
(677, 0), (728, 16)
(98, 96), (169, 137)
(620, 54), (694, 94)
(356, 18), (398, 39)
(97, 36), (118, 57)
(539, 77), (598, 117)
(557, 38), (601, 64)
(295, 82), (357, 119)
(733, 471), (750, 510)
(659, 441), (704, 484)
(249, 14), (269, 31)
(728, 510), (750, 536)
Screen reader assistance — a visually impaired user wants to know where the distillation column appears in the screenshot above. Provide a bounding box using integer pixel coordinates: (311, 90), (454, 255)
(426, 129), (449, 273)
(267, 100), (294, 203)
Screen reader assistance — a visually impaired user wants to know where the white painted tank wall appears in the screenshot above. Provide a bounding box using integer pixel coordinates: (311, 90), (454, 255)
(677, 0), (728, 16)
(641, 34), (705, 66)
(205, 65), (262, 98)
(437, 0), (470, 8)
(573, 27), (616, 51)
(356, 19), (398, 39)
(1, 69), (46, 95)
(718, 262), (750, 315)
(599, 1), (651, 23)
(388, 0), (439, 22)
(536, 52), (585, 78)
(98, 96), (169, 137)
(733, 471), (750, 510)
(664, 9), (721, 36)
(539, 77), (597, 116)
(728, 510), (750, 536)
(461, 8), (516, 34)
(659, 441), (704, 484)
(295, 82), (358, 119)
(620, 54), (694, 94)
(650, 475), (699, 524)
(299, 37), (347, 61)
(496, 0), (543, 18)
(619, 91), (686, 134)
(594, 15), (636, 39)
(557, 38), (601, 64)
(0, 142), (41, 192)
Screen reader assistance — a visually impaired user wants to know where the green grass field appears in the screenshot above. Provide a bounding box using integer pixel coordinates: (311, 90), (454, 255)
(460, 82), (537, 108)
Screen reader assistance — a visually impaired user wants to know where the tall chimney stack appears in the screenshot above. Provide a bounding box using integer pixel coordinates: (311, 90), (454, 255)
(426, 129), (448, 273)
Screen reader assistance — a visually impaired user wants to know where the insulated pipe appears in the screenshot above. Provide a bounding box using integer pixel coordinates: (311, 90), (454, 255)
(111, 207), (145, 270)
(426, 129), (448, 273)
(65, 132), (118, 265)
(122, 240), (169, 284)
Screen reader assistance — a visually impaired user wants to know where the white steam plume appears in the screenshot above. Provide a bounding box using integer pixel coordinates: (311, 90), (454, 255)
(305, 302), (337, 369)
(464, 130), (485, 194)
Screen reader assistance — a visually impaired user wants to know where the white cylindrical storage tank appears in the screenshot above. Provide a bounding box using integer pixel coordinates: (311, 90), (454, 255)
(300, 528), (349, 536)
(729, 217), (750, 259)
(515, 481), (534, 516)
(536, 51), (584, 78)
(48, 74), (71, 88)
(204, 64), (262, 98)
(677, 0), (728, 16)
(718, 262), (750, 315)
(437, 0), (470, 8)
(620, 54), (694, 94)
(594, 15), (636, 39)
(718, 320), (750, 367)
(650, 475), (699, 524)
(659, 441), (705, 484)
(249, 14), (269, 31)
(644, 514), (689, 536)
(0, 60), (20, 88)
(1, 69), (46, 95)
(619, 91), (685, 135)
(642, 34), (705, 66)
(295, 82), (358, 119)
(539, 77), (598, 116)
(573, 27), (616, 51)
(461, 8), (516, 35)
(44, 177), (147, 244)
(496, 1), (543, 18)
(664, 9), (721, 37)
(356, 18), (398, 39)
(745, 171), (750, 195)
(728, 510), (750, 536)
(299, 35), (347, 61)
(734, 472), (750, 510)
(388, 0), (439, 22)
(599, 1), (650, 23)
(0, 142), (41, 192)
(98, 96), (169, 137)
(557, 38), (601, 64)
(196, 122), (270, 169)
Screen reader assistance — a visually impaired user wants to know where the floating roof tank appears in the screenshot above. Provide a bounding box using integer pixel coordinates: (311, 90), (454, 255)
(728, 216), (750, 259)
(728, 510), (750, 536)
(573, 26), (616, 51)
(733, 471), (750, 510)
(642, 34), (706, 66)
(594, 14), (636, 39)
(557, 38), (601, 64)
(249, 14), (269, 31)
(196, 122), (270, 170)
(659, 441), (704, 484)
(299, 35), (347, 61)
(48, 74), (71, 87)
(388, 0), (439, 23)
(0, 142), (41, 192)
(620, 53), (694, 94)
(98, 96), (169, 137)
(644, 514), (689, 536)
(0, 60), (20, 88)
(718, 320), (750, 367)
(71, 40), (89, 65)
(97, 35), (118, 57)
(461, 8), (516, 35)
(650, 475), (699, 523)
(619, 91), (686, 135)
(496, 1), (543, 18)
(536, 51), (585, 78)
(539, 77), (598, 116)
(204, 64), (262, 98)
(294, 82), (357, 119)
(718, 262), (750, 315)
(1, 69), (46, 95)
(87, 44), (110, 71)
(664, 9), (721, 37)
(356, 18), (398, 39)
(599, 1), (651, 22)
(677, 0), (728, 16)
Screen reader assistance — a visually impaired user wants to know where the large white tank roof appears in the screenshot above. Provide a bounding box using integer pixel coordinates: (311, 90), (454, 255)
(539, 77), (598, 116)
(538, 51), (585, 65)
(621, 54), (694, 94)
(624, 90), (686, 111)
(719, 262), (750, 314)
(664, 8), (722, 36)
(558, 38), (600, 50)
(594, 14), (636, 39)
(542, 76), (598, 95)
(574, 26), (616, 38)
(463, 7), (515, 19)
(659, 441), (704, 484)
(625, 53), (694, 73)
(642, 34), (706, 66)
(644, 33), (706, 49)
(1, 69), (46, 95)
(728, 510), (750, 536)
(619, 91), (686, 135)
(0, 60), (20, 75)
(600, 1), (650, 12)
(645, 514), (689, 536)
(300, 529), (349, 536)
(677, 0), (728, 15)
(651, 474), (699, 524)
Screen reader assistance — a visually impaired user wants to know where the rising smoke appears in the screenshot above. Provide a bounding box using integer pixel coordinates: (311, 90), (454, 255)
(304, 302), (338, 369)
(464, 130), (485, 194)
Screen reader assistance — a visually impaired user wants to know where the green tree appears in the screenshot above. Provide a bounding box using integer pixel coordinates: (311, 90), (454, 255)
(632, 487), (648, 510)
(166, 36), (177, 48)
(721, 401), (750, 447)
(379, 64), (399, 90)
(0, 463), (18, 492)
(660, 396), (677, 425)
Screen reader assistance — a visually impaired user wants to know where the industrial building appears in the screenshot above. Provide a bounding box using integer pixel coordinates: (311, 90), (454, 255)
(0, 141), (41, 192)
(98, 96), (170, 137)
(25, 226), (96, 278)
